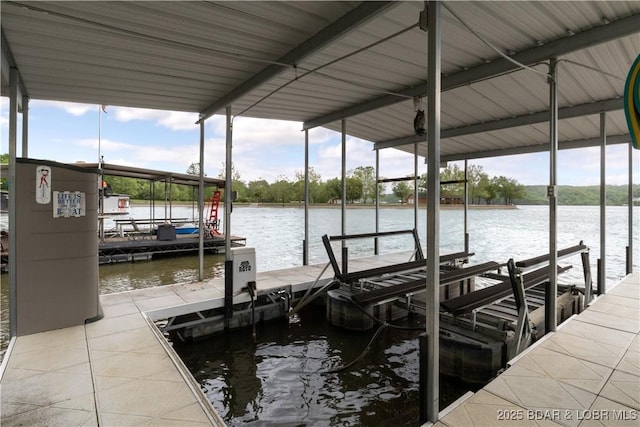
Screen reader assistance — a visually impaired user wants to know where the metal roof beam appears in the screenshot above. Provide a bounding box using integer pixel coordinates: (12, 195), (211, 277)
(198, 1), (398, 122)
(374, 97), (623, 150)
(0, 28), (28, 100)
(304, 12), (640, 130)
(440, 134), (631, 162)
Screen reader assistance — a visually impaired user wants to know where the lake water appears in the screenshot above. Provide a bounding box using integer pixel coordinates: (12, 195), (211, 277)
(108, 204), (637, 426)
(1, 205), (638, 425)
(98, 204), (638, 290)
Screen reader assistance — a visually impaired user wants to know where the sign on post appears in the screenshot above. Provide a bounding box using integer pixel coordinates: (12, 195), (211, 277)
(36, 165), (51, 204)
(53, 191), (86, 218)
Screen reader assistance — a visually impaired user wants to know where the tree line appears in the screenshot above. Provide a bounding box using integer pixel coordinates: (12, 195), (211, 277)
(1, 154), (635, 206)
(102, 162), (523, 205)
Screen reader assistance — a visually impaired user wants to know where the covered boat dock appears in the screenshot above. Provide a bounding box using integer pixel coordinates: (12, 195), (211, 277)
(1, 1), (638, 424)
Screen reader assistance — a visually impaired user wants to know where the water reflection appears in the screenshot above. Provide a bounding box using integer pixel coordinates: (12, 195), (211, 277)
(99, 254), (226, 294)
(173, 306), (478, 426)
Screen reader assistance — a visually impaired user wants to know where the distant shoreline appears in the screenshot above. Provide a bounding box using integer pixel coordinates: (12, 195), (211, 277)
(129, 200), (518, 209)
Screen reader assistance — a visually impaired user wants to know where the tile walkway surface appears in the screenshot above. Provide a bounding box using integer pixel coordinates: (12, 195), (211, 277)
(432, 272), (640, 427)
(0, 253), (411, 426)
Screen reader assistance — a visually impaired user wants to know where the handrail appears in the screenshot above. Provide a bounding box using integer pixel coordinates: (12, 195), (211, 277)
(327, 229), (417, 241)
(322, 229), (425, 278)
(515, 242), (588, 269)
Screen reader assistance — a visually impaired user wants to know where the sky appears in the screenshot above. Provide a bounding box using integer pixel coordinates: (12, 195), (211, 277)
(1, 98), (638, 188)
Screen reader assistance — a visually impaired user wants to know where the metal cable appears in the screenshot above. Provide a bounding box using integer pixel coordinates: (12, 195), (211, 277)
(443, 2), (551, 80)
(233, 23), (419, 118)
(559, 59), (626, 81)
(321, 323), (389, 373)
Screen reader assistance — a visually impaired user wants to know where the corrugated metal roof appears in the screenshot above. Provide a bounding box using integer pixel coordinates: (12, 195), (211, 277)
(1, 1), (638, 161)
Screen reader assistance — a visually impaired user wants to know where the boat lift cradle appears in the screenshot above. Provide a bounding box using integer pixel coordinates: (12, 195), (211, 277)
(440, 242), (592, 360)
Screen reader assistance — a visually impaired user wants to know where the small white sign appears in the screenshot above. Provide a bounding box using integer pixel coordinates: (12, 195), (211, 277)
(36, 165), (51, 204)
(53, 191), (86, 218)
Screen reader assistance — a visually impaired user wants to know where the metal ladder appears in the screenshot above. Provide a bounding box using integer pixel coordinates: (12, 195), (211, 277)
(206, 190), (221, 234)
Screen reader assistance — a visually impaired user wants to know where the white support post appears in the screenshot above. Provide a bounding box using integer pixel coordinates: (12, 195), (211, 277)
(341, 119), (347, 239)
(628, 141), (634, 274)
(341, 119), (347, 272)
(375, 149), (380, 255)
(599, 112), (607, 293)
(464, 159), (469, 253)
(224, 106), (233, 321)
(21, 95), (29, 157)
(547, 57), (558, 333)
(225, 107), (233, 260)
(425, 1), (441, 422)
(414, 142), (419, 232)
(9, 67), (18, 337)
(198, 119), (205, 280)
(304, 129), (310, 265)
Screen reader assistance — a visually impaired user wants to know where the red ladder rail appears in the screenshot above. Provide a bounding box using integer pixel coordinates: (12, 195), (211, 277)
(206, 190), (221, 235)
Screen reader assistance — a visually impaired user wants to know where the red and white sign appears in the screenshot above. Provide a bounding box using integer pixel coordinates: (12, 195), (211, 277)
(36, 165), (51, 204)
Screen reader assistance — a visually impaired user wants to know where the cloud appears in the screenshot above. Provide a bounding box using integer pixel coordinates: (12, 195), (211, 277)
(231, 117), (306, 154)
(13, 100), (638, 189)
(110, 107), (199, 131)
(77, 138), (131, 152)
(31, 100), (95, 116)
(75, 137), (203, 173)
(0, 98), (8, 129)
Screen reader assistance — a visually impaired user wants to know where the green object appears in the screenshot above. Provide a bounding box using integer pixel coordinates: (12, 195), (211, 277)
(623, 54), (640, 149)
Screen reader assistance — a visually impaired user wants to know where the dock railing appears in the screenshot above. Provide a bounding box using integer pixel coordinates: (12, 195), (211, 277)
(110, 217), (190, 238)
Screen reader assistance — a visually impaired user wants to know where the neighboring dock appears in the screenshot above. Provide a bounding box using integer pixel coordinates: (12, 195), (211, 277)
(0, 259), (637, 426)
(98, 232), (247, 264)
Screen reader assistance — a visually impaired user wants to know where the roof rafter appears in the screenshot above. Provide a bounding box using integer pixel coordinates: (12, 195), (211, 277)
(0, 28), (29, 100)
(437, 134), (631, 163)
(304, 12), (640, 130)
(197, 1), (398, 123)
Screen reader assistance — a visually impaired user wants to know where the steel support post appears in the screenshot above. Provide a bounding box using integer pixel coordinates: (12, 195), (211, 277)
(424, 1), (441, 422)
(9, 67), (18, 337)
(304, 129), (310, 265)
(419, 332), (430, 423)
(414, 142), (419, 231)
(464, 159), (469, 254)
(546, 57), (558, 334)
(599, 112), (607, 293)
(628, 141), (634, 274)
(224, 106), (233, 320)
(98, 106), (104, 242)
(21, 96), (28, 157)
(163, 178), (169, 221)
(198, 120), (205, 280)
(375, 149), (380, 255)
(341, 119), (347, 272)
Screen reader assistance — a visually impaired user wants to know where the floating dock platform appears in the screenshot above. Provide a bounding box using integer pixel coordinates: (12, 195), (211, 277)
(98, 233), (247, 264)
